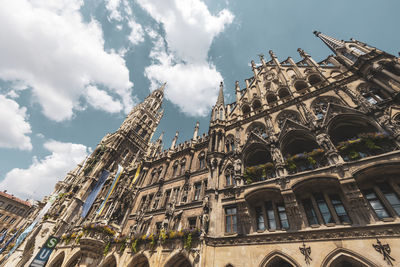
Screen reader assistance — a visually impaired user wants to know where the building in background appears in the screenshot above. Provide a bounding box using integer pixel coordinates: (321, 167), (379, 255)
(3, 32), (400, 267)
(0, 191), (33, 235)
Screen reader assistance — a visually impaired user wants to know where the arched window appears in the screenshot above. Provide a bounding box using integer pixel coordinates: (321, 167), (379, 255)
(198, 152), (206, 169)
(219, 108), (224, 120)
(308, 74), (322, 86)
(276, 110), (302, 129)
(180, 158), (186, 175)
(266, 93), (278, 104)
(142, 114), (147, 121)
(242, 104), (251, 115)
(172, 161), (179, 177)
(225, 135), (235, 152)
(225, 166), (235, 187)
(148, 120), (153, 126)
(294, 80), (308, 91)
(252, 100), (262, 110)
(247, 122), (267, 138)
(278, 87), (290, 99)
(311, 96), (342, 120)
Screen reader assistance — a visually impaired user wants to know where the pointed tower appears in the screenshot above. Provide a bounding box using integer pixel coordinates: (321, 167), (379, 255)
(314, 31), (400, 97)
(211, 82), (225, 122)
(313, 31), (373, 66)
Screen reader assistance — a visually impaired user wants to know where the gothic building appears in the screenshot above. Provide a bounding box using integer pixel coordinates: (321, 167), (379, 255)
(4, 32), (400, 267)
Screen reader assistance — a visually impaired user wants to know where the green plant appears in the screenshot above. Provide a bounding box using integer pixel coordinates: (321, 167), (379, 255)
(103, 241), (110, 256)
(131, 239), (138, 253)
(184, 233), (192, 250)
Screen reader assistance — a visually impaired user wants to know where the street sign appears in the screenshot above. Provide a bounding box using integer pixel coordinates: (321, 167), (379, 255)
(28, 236), (59, 267)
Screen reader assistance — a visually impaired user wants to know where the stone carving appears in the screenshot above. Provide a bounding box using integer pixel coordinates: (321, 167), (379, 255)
(270, 144), (284, 164)
(316, 133), (335, 151)
(299, 242), (312, 265)
(234, 157), (242, 176)
(201, 195), (210, 234)
(373, 238), (395, 266)
(378, 111), (397, 134)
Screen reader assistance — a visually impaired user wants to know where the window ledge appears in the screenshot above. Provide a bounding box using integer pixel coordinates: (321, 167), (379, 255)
(382, 217), (395, 222)
(310, 224), (320, 228)
(325, 223), (336, 227)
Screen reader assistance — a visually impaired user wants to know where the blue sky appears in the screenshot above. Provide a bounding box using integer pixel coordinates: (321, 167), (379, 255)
(0, 0), (399, 200)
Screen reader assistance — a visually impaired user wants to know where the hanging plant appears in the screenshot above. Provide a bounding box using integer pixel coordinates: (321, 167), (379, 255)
(131, 239), (138, 254)
(103, 241), (111, 256)
(184, 233), (192, 250)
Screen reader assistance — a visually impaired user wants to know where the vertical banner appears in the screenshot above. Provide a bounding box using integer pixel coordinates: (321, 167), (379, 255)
(28, 236), (59, 267)
(0, 228), (20, 254)
(5, 194), (57, 259)
(81, 170), (110, 218)
(96, 165), (123, 215)
(0, 230), (7, 244)
(129, 164), (141, 189)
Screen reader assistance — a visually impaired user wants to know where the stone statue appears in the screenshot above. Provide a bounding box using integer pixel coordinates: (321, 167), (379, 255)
(271, 144), (284, 164)
(234, 158), (242, 176)
(316, 133), (335, 151)
(201, 195), (210, 234)
(378, 111), (397, 134)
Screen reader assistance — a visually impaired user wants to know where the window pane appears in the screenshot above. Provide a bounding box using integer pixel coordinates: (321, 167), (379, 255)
(266, 202), (276, 230)
(314, 194), (333, 224)
(363, 189), (390, 219)
(302, 199), (319, 225)
(379, 183), (400, 216)
(329, 194), (351, 223)
(255, 207), (265, 230)
(277, 203), (289, 229)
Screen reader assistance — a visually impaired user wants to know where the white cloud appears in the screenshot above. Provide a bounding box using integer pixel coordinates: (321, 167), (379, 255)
(137, 0), (234, 116)
(137, 0), (234, 63)
(0, 0), (133, 121)
(105, 0), (122, 21)
(0, 140), (90, 200)
(145, 37), (223, 116)
(0, 95), (32, 151)
(128, 19), (145, 45)
(86, 85), (123, 113)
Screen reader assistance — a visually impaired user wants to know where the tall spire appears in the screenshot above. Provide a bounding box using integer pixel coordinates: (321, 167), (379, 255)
(313, 31), (345, 53)
(216, 81), (225, 106)
(159, 82), (166, 93)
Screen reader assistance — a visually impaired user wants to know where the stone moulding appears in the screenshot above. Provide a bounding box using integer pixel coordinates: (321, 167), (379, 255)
(205, 224), (400, 247)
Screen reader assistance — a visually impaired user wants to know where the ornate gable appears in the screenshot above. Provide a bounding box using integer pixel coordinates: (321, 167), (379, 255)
(322, 103), (363, 126)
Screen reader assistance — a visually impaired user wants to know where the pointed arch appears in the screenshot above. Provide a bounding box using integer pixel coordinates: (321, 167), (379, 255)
(128, 253), (150, 267)
(100, 255), (117, 267)
(259, 250), (300, 267)
(47, 252), (65, 267)
(64, 251), (82, 267)
(163, 252), (192, 267)
(321, 248), (377, 267)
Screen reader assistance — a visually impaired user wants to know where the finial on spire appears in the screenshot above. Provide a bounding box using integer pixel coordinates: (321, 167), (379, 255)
(297, 48), (309, 58)
(216, 81), (224, 106)
(269, 50), (276, 58)
(171, 131), (179, 149)
(159, 82), (166, 93)
(313, 31), (345, 54)
(193, 121), (199, 140)
(157, 131), (164, 141)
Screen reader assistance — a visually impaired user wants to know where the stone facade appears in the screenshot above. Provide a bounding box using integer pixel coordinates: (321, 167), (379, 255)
(3, 32), (400, 267)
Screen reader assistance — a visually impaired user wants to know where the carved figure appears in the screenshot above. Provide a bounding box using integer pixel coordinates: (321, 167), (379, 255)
(316, 133), (335, 151)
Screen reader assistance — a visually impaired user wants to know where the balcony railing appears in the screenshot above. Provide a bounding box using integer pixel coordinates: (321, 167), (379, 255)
(285, 148), (327, 174)
(336, 132), (395, 162)
(244, 162), (276, 184)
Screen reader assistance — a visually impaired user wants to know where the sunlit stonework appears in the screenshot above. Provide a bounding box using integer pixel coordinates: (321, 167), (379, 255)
(4, 32), (400, 267)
